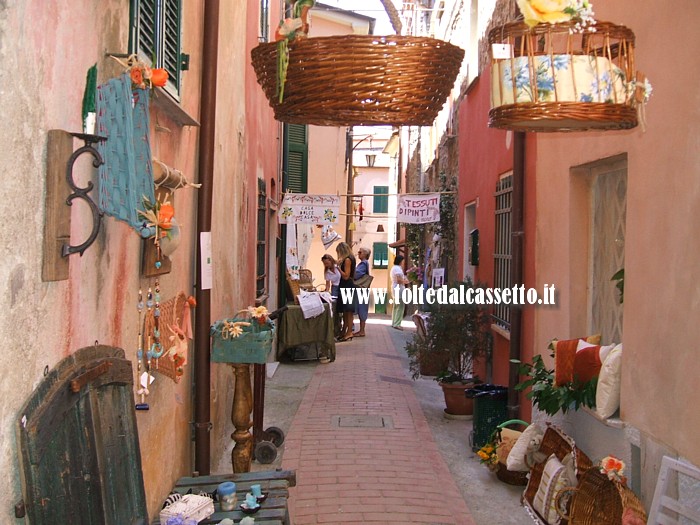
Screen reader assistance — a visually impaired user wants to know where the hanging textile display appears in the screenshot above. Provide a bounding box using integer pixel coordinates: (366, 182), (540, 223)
(96, 73), (156, 229)
(297, 223), (314, 269)
(397, 193), (441, 224)
(321, 224), (341, 249)
(286, 224), (300, 280)
(278, 194), (339, 224)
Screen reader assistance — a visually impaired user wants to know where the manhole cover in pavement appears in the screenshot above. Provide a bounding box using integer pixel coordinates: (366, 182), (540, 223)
(378, 374), (412, 385)
(374, 352), (401, 360)
(331, 415), (394, 429)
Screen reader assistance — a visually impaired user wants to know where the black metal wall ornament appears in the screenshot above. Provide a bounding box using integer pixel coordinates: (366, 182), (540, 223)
(62, 133), (106, 257)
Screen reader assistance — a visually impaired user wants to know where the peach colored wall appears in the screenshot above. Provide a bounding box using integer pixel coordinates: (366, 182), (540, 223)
(0, 0), (207, 520)
(533, 1), (700, 466)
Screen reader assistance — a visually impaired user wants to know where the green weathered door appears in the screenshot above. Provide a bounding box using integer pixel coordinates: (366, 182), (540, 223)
(16, 345), (148, 524)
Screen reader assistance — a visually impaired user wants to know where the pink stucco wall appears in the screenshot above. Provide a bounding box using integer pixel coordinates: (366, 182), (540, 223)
(533, 0), (700, 469)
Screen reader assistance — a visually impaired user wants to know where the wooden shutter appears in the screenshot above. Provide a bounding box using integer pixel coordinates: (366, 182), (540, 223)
(162, 0), (182, 93)
(136, 0), (156, 61)
(373, 242), (389, 269)
(16, 346), (148, 525)
(373, 186), (389, 213)
(286, 124), (308, 193)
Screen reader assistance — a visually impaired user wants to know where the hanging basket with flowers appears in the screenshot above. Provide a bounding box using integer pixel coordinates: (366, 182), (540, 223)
(489, 0), (652, 132)
(211, 307), (275, 364)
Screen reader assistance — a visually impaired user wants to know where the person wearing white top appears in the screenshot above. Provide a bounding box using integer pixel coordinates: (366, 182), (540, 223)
(321, 254), (341, 296)
(390, 255), (409, 329)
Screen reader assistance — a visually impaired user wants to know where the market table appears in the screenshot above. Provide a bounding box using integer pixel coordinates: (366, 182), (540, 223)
(153, 470), (296, 525)
(277, 303), (336, 362)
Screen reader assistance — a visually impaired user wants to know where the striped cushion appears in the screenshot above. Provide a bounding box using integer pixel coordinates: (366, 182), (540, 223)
(533, 454), (573, 524)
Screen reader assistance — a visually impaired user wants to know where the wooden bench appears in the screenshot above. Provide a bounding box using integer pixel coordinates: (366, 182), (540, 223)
(153, 470), (296, 525)
(15, 345), (294, 524)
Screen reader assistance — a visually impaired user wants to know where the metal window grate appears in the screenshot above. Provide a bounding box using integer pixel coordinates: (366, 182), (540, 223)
(493, 174), (513, 330)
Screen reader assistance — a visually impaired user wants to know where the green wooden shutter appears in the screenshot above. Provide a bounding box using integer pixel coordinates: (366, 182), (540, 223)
(130, 0), (182, 97)
(162, 0), (182, 94)
(373, 186), (389, 213)
(286, 124), (308, 193)
(373, 242), (389, 269)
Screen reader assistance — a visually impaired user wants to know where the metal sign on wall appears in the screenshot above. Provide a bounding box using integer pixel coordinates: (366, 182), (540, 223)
(397, 193), (441, 224)
(278, 194), (340, 224)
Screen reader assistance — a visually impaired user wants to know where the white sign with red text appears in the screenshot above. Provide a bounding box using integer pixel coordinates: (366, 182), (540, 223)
(397, 193), (441, 224)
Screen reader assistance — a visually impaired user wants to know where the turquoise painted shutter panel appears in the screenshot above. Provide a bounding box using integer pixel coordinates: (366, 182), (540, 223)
(373, 242), (389, 269)
(162, 0), (182, 93)
(16, 346), (148, 525)
(286, 124), (308, 193)
(373, 186), (389, 213)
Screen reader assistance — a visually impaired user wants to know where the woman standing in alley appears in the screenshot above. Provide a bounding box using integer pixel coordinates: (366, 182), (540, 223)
(390, 255), (409, 330)
(353, 247), (372, 337)
(335, 242), (356, 342)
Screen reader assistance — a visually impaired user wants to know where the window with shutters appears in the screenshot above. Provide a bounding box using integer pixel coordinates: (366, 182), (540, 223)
(493, 173), (513, 331)
(256, 178), (268, 299)
(373, 186), (389, 214)
(130, 0), (183, 98)
(285, 124), (308, 193)
(372, 242), (389, 269)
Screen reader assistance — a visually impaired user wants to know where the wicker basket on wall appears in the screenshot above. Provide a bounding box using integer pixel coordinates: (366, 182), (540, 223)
(251, 35), (465, 127)
(488, 20), (639, 132)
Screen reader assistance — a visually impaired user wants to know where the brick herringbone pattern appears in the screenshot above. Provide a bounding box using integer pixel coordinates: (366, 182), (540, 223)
(282, 323), (476, 525)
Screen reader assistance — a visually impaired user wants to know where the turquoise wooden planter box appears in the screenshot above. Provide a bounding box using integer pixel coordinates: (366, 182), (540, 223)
(210, 318), (275, 364)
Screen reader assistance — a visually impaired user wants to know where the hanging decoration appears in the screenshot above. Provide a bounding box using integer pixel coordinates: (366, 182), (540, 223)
(278, 194), (340, 224)
(144, 292), (195, 383)
(274, 0), (315, 103)
(251, 35), (465, 127)
(286, 224), (300, 280)
(321, 224), (341, 249)
(489, 1), (652, 132)
(397, 193), (441, 224)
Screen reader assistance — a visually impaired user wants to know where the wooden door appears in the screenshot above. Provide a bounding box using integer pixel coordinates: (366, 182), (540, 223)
(16, 345), (148, 524)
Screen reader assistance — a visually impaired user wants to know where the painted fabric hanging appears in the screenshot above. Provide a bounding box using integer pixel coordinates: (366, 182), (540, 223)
(96, 73), (156, 229)
(286, 224), (300, 280)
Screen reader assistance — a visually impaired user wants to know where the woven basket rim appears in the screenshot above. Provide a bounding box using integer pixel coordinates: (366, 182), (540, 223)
(251, 34), (465, 127)
(489, 102), (638, 132)
(488, 20), (636, 44)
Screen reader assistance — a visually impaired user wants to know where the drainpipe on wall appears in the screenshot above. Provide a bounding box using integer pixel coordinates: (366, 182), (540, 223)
(507, 131), (526, 420)
(194, 0), (220, 476)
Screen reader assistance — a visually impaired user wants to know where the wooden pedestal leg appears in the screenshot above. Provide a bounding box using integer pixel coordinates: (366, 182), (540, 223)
(231, 364), (253, 473)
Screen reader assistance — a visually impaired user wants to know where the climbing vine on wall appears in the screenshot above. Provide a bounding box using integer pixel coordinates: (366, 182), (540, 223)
(435, 171), (457, 263)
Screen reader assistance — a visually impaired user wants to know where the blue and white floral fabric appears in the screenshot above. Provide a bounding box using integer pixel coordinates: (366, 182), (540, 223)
(491, 54), (629, 107)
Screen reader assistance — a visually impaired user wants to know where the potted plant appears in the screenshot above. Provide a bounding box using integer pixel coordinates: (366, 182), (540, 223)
(407, 279), (491, 417)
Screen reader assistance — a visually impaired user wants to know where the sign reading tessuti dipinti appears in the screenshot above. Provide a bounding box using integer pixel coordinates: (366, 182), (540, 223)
(397, 193), (441, 224)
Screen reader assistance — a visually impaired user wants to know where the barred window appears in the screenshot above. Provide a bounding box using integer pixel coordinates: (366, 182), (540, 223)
(493, 173), (513, 330)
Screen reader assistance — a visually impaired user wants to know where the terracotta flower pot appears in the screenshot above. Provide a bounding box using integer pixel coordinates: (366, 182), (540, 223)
(440, 381), (475, 416)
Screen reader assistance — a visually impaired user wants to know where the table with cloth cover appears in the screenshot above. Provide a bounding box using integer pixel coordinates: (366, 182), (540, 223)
(278, 304), (335, 362)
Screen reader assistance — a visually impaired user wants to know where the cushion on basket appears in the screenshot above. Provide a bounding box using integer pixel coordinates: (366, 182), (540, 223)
(507, 422), (544, 472)
(533, 454), (576, 525)
(554, 335), (601, 386)
(596, 344), (623, 419)
(496, 428), (521, 464)
(491, 55), (629, 108)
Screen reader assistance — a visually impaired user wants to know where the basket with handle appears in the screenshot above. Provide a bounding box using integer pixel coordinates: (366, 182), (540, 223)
(554, 467), (647, 524)
(491, 419), (530, 486)
(211, 309), (275, 364)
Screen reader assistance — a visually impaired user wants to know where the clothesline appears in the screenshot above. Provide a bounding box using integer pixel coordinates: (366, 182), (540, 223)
(282, 191), (456, 197)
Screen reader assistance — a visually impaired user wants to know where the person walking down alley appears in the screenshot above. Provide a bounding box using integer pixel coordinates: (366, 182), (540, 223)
(390, 255), (409, 330)
(335, 242), (357, 342)
(353, 247), (372, 337)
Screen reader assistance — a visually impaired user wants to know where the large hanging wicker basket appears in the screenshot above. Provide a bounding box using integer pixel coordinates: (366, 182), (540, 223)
(488, 21), (639, 132)
(251, 35), (465, 126)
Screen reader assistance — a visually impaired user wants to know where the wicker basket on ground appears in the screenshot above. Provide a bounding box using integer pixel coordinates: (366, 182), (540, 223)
(251, 35), (465, 126)
(488, 21), (641, 132)
(555, 467), (647, 524)
(522, 424), (593, 524)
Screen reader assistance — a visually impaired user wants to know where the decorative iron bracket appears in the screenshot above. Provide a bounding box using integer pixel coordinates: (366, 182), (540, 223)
(62, 133), (106, 257)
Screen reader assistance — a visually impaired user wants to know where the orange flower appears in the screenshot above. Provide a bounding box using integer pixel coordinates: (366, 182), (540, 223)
(158, 203), (175, 231)
(130, 67), (144, 87)
(151, 68), (169, 88)
(601, 456), (624, 473)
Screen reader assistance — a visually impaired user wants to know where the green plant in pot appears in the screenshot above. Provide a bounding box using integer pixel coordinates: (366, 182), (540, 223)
(407, 279), (491, 417)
